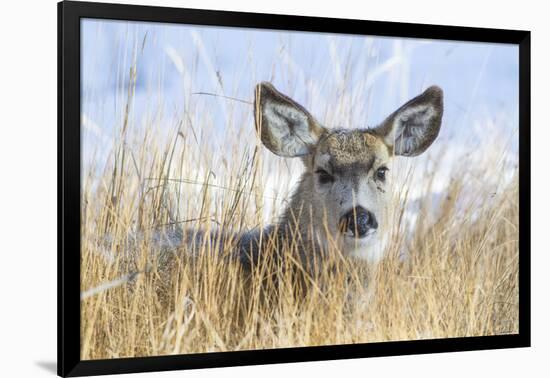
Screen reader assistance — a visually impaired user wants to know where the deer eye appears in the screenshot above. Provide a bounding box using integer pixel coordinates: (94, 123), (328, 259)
(375, 167), (389, 181)
(315, 169), (335, 185)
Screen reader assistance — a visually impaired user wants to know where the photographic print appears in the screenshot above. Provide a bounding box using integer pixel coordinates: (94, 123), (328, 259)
(76, 9), (522, 364)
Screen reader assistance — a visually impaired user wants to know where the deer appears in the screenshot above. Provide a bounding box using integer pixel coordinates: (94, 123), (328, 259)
(246, 82), (444, 267)
(115, 82), (443, 294)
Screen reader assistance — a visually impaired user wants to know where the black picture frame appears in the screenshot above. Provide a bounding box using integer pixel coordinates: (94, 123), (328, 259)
(58, 1), (531, 376)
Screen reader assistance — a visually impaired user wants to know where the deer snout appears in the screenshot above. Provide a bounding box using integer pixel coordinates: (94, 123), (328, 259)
(339, 206), (378, 238)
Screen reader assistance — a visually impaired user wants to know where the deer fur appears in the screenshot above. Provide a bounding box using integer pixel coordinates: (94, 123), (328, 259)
(129, 82), (443, 281)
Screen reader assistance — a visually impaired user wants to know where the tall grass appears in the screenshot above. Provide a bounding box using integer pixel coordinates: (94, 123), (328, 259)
(80, 25), (518, 360)
(80, 115), (518, 359)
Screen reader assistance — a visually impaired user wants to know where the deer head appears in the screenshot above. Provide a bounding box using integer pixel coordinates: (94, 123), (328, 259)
(254, 82), (443, 261)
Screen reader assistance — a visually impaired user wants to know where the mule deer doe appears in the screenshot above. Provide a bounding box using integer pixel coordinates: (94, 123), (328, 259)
(117, 82), (443, 290)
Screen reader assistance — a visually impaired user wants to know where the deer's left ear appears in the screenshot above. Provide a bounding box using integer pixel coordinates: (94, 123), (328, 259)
(374, 86), (443, 157)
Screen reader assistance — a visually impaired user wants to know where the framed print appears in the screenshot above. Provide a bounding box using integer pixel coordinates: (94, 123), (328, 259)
(58, 1), (531, 376)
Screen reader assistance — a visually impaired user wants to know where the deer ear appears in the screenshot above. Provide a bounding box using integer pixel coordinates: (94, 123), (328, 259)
(254, 82), (325, 157)
(374, 86), (444, 157)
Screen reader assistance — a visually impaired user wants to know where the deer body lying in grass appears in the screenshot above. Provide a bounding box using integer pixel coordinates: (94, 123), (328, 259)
(118, 82), (443, 291)
(147, 83), (444, 277)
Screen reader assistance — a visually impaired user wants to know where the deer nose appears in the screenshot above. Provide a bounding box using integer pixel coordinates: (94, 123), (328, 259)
(339, 206), (378, 238)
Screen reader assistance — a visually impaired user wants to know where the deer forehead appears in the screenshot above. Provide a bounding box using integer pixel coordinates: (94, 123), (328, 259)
(314, 130), (390, 172)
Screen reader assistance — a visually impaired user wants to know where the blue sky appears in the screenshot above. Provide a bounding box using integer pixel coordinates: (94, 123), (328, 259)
(81, 18), (519, 165)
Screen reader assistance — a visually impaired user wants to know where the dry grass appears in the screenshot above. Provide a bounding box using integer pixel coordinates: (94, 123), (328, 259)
(80, 110), (518, 360)
(80, 28), (518, 360)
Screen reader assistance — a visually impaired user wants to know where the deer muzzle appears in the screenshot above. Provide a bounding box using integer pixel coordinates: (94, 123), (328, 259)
(339, 206), (378, 239)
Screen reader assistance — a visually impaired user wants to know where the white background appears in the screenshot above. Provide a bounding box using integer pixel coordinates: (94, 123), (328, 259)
(0, 0), (546, 377)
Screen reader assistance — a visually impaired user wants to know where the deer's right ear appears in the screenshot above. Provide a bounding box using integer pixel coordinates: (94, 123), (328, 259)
(254, 82), (325, 157)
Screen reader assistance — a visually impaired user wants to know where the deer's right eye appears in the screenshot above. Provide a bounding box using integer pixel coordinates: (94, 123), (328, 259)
(315, 169), (335, 185)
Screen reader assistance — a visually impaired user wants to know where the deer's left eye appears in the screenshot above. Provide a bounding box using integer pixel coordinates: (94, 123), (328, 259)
(375, 167), (389, 181)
